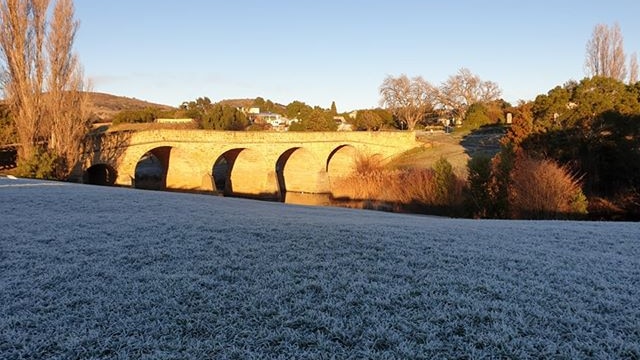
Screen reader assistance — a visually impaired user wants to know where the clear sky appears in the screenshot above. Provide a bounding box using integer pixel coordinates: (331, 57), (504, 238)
(74, 0), (640, 111)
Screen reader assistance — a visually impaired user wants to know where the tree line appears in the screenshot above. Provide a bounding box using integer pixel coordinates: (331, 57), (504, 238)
(379, 68), (502, 130)
(107, 66), (507, 133)
(109, 96), (340, 132)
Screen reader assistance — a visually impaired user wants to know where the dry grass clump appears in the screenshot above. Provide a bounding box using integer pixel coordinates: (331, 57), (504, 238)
(353, 153), (384, 174)
(509, 156), (587, 219)
(331, 155), (465, 215)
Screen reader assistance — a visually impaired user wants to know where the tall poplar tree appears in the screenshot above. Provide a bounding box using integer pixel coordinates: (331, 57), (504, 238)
(0, 0), (90, 178)
(585, 23), (628, 82)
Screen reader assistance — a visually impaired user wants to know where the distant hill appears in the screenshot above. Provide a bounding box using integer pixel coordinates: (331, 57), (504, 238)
(87, 92), (176, 122)
(86, 93), (291, 123)
(216, 98), (255, 109)
(217, 98), (287, 114)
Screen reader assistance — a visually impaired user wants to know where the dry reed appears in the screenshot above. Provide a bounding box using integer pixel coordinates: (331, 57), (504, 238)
(331, 155), (465, 215)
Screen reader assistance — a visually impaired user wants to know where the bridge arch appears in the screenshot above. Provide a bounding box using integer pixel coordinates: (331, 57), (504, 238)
(212, 148), (272, 198)
(276, 147), (329, 200)
(326, 144), (359, 181)
(84, 163), (117, 186)
(134, 146), (171, 190)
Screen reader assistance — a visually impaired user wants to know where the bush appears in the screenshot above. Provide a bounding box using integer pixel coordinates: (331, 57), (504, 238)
(489, 146), (515, 218)
(433, 157), (455, 205)
(16, 147), (64, 180)
(465, 155), (493, 218)
(0, 107), (16, 146)
(509, 156), (588, 219)
(463, 103), (493, 131)
(112, 108), (158, 125)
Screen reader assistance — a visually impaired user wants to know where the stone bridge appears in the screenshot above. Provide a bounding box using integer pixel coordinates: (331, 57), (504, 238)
(82, 129), (420, 200)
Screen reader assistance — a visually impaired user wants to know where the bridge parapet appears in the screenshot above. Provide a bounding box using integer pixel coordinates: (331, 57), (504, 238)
(111, 129), (417, 147)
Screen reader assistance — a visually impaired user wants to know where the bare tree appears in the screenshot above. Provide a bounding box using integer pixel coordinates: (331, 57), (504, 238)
(379, 74), (437, 130)
(585, 23), (627, 82)
(629, 52), (638, 84)
(45, 0), (90, 175)
(0, 0), (45, 161)
(0, 0), (89, 178)
(437, 68), (501, 120)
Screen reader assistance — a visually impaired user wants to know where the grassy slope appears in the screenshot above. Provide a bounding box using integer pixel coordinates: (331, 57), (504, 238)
(1, 178), (639, 358)
(87, 92), (176, 122)
(389, 127), (504, 173)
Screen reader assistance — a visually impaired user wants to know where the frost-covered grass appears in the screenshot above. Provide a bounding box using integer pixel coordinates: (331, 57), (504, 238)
(1, 177), (639, 359)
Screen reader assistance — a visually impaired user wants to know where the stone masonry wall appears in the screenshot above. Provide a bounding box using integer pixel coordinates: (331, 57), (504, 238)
(85, 130), (420, 196)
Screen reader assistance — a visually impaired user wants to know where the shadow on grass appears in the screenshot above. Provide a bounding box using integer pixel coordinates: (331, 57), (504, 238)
(459, 125), (506, 159)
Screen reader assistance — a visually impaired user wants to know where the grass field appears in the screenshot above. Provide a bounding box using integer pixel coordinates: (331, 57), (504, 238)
(391, 127), (504, 173)
(1, 177), (639, 358)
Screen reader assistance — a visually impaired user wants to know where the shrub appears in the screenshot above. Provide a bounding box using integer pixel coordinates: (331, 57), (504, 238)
(509, 156), (588, 219)
(463, 103), (492, 130)
(16, 147), (64, 180)
(489, 145), (515, 218)
(465, 155), (493, 218)
(433, 157), (455, 205)
(0, 107), (16, 146)
(112, 108), (158, 125)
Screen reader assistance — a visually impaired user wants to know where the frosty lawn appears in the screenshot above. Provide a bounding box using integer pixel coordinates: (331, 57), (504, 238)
(1, 177), (639, 359)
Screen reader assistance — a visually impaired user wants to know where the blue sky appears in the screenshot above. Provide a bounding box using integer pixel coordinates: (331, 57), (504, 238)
(74, 0), (640, 111)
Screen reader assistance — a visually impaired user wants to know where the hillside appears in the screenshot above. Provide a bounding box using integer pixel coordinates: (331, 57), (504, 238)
(87, 92), (176, 122)
(216, 98), (255, 109)
(390, 127), (505, 173)
(217, 98), (287, 113)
